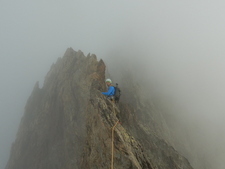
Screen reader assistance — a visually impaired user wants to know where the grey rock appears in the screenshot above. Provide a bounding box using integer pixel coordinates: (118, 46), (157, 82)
(6, 48), (193, 169)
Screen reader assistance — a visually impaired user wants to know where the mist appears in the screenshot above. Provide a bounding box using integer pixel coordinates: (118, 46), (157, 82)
(1, 1), (225, 168)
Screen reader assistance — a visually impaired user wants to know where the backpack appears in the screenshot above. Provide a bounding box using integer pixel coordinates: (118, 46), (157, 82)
(113, 83), (121, 103)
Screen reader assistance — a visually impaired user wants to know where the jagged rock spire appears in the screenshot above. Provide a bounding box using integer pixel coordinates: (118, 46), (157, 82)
(6, 48), (193, 169)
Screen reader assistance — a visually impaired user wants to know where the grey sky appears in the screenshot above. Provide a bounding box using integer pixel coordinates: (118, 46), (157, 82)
(1, 1), (225, 168)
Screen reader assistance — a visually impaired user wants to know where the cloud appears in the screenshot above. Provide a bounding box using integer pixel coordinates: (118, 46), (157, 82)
(1, 1), (225, 168)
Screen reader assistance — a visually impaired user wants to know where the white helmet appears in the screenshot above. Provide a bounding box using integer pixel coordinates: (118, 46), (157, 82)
(105, 78), (112, 83)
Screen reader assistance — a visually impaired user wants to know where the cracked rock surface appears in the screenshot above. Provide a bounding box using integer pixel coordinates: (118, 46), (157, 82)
(6, 48), (193, 169)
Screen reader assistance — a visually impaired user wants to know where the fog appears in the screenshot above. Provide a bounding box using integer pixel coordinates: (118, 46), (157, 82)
(1, 1), (225, 168)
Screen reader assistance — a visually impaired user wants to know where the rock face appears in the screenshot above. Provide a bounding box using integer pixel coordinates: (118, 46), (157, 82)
(6, 48), (193, 169)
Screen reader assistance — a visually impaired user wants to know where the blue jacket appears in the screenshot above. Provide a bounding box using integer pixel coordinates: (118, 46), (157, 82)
(102, 86), (115, 96)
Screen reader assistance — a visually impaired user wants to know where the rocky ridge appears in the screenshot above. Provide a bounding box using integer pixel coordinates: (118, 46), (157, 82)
(6, 48), (193, 169)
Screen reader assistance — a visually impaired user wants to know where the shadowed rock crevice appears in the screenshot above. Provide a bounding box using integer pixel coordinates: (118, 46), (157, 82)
(6, 48), (193, 169)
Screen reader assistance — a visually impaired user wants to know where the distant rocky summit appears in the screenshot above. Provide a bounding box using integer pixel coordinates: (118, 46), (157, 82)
(6, 48), (193, 169)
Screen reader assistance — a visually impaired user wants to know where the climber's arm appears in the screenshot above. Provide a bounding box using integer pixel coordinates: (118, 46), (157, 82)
(102, 86), (114, 96)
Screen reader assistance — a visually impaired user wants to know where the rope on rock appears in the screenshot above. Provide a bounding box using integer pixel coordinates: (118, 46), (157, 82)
(111, 120), (119, 169)
(112, 102), (116, 116)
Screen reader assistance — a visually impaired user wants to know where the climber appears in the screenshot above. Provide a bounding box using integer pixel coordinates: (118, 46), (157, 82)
(102, 78), (115, 101)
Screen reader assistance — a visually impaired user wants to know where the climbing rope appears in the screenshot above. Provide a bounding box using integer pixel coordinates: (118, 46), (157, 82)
(111, 120), (119, 169)
(112, 102), (116, 116)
